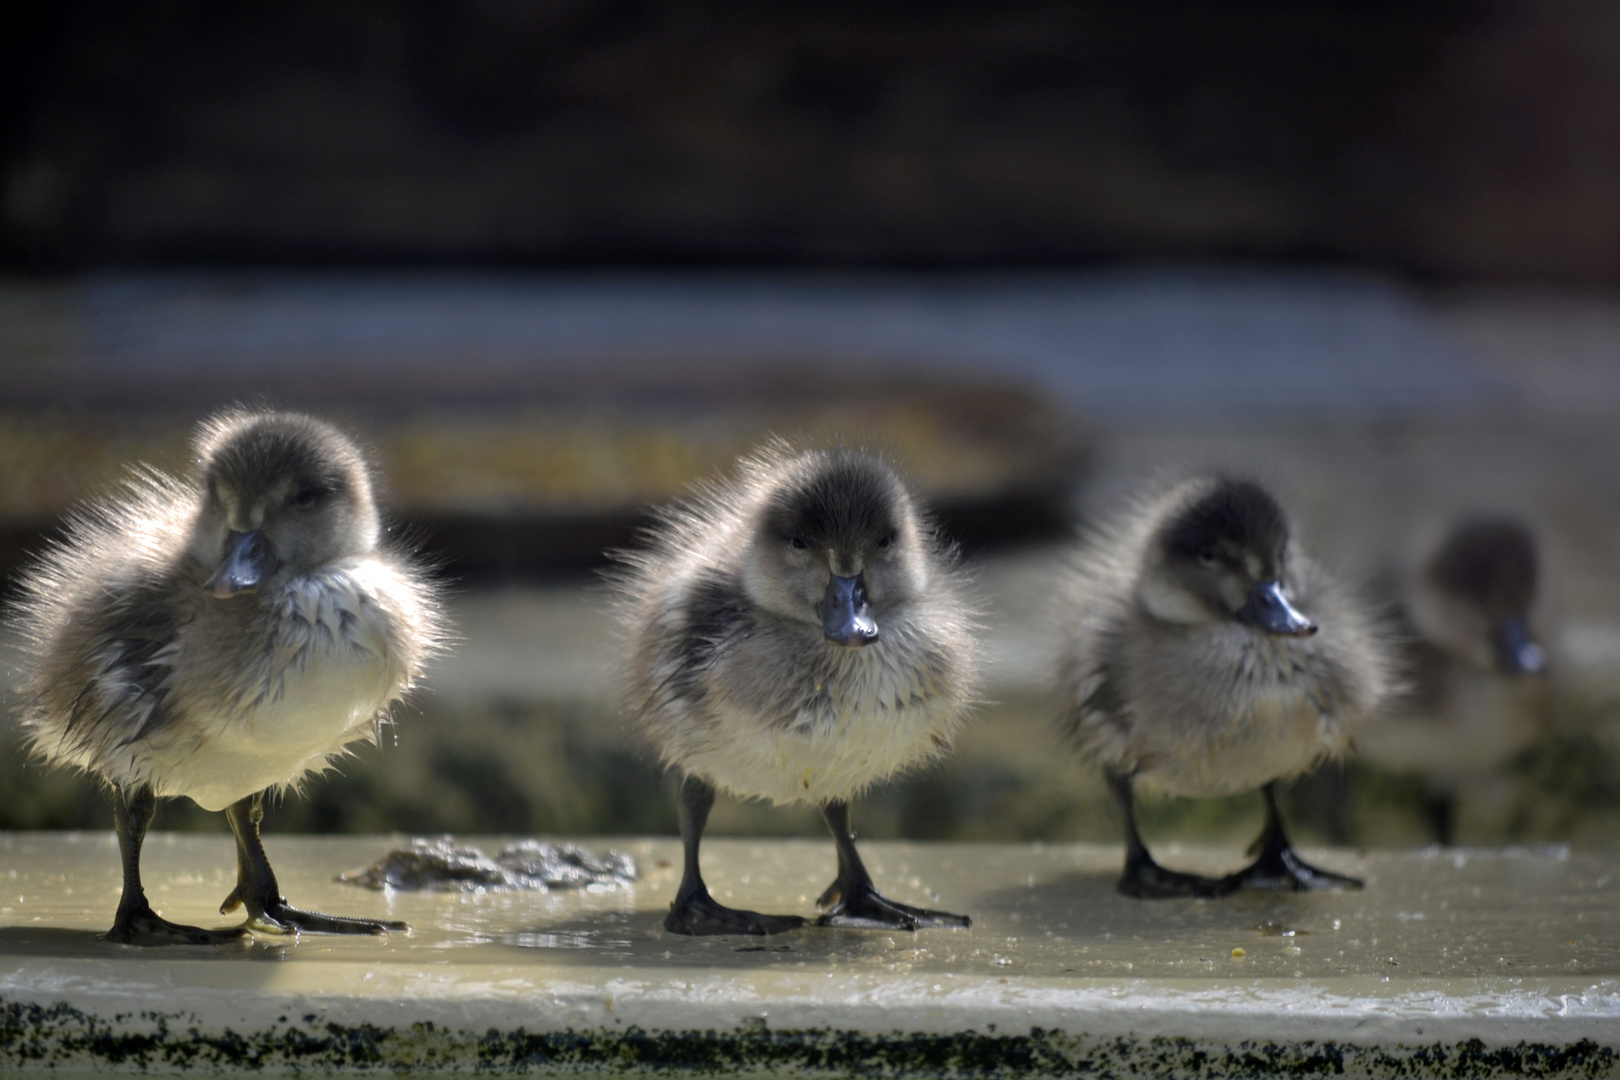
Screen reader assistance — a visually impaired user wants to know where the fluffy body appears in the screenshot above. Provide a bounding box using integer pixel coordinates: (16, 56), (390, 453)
(12, 417), (442, 813)
(614, 445), (979, 806)
(1056, 479), (1395, 798)
(1356, 646), (1545, 785)
(1357, 523), (1548, 786)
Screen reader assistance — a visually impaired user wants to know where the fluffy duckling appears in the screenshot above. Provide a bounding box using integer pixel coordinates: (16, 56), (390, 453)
(615, 444), (980, 935)
(1357, 518), (1549, 845)
(11, 409), (442, 945)
(1055, 478), (1394, 897)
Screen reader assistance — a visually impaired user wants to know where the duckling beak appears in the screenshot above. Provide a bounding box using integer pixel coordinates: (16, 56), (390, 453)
(204, 530), (277, 598)
(818, 574), (879, 647)
(1491, 616), (1546, 675)
(1238, 580), (1317, 637)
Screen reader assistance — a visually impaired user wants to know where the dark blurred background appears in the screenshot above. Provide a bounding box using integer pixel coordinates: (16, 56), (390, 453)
(4, 0), (1620, 849)
(5, 0), (1620, 279)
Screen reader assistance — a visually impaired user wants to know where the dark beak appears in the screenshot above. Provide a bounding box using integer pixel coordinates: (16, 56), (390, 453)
(1238, 580), (1318, 637)
(818, 574), (879, 648)
(1491, 615), (1546, 675)
(204, 530), (276, 598)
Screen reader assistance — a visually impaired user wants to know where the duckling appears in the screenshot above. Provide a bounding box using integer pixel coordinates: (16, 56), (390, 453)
(614, 444), (980, 935)
(1356, 518), (1549, 845)
(10, 409), (443, 945)
(1055, 478), (1395, 898)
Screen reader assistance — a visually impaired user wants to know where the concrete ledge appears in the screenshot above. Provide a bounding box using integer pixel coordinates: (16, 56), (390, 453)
(2, 833), (1617, 1076)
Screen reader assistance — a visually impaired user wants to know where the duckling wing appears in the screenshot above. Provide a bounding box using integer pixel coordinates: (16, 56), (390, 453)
(671, 573), (752, 698)
(8, 467), (202, 772)
(628, 568), (750, 737)
(1059, 623), (1136, 770)
(19, 579), (187, 779)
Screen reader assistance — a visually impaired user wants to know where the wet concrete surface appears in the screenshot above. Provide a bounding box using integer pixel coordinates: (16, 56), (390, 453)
(1, 832), (1618, 1076)
(3, 831), (1615, 979)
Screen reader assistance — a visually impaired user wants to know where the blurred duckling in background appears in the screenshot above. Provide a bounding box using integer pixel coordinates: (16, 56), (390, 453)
(11, 410), (443, 945)
(615, 444), (980, 935)
(1055, 478), (1395, 898)
(1357, 518), (1549, 846)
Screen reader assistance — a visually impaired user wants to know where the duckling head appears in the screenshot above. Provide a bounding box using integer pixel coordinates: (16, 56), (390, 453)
(739, 449), (929, 648)
(1417, 518), (1544, 675)
(188, 411), (379, 598)
(1139, 479), (1317, 637)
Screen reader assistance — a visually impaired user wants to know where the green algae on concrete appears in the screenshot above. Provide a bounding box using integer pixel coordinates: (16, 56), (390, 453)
(4, 1000), (1617, 1077)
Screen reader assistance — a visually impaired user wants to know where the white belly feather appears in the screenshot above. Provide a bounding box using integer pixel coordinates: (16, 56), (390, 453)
(688, 691), (946, 806)
(160, 641), (393, 812)
(673, 636), (959, 807)
(1136, 687), (1342, 799)
(147, 563), (407, 812)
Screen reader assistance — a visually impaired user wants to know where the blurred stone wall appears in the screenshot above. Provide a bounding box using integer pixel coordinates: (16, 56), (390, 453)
(5, 1), (1620, 283)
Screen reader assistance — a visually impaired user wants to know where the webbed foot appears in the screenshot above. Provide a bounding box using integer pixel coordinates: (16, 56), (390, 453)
(1223, 846), (1362, 892)
(1117, 856), (1236, 900)
(815, 881), (971, 930)
(1222, 781), (1362, 892)
(664, 886), (806, 937)
(108, 900), (250, 947)
(223, 890), (407, 935)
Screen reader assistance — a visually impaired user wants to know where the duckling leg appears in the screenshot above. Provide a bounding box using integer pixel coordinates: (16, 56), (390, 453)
(1107, 771), (1233, 899)
(1424, 791), (1457, 847)
(220, 793), (409, 936)
(107, 784), (249, 946)
(1224, 783), (1363, 892)
(814, 800), (971, 930)
(664, 774), (806, 936)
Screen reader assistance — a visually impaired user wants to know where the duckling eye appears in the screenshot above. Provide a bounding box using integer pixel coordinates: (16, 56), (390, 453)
(877, 534), (893, 550)
(789, 536), (808, 551)
(1197, 547), (1220, 567)
(291, 487), (320, 508)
